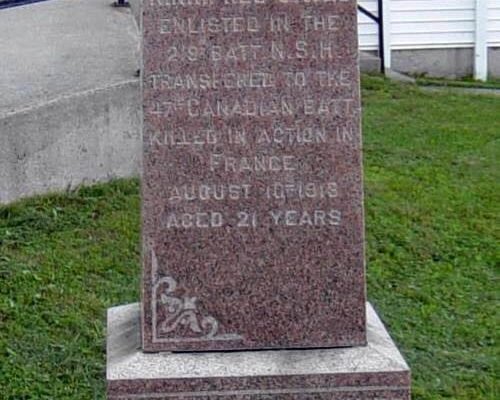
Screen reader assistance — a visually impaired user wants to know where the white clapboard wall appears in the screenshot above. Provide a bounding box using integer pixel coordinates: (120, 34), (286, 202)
(489, 0), (500, 46)
(358, 0), (500, 51)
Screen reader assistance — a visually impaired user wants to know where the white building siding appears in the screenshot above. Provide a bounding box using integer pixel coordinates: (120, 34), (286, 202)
(391, 0), (475, 49)
(358, 0), (500, 50)
(358, 0), (380, 51)
(489, 0), (500, 45)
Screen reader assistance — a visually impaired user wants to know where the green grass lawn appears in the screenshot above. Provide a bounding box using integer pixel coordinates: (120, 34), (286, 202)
(1, 76), (498, 399)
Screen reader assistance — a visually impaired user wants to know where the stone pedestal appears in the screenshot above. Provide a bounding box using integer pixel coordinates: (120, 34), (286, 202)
(106, 303), (410, 399)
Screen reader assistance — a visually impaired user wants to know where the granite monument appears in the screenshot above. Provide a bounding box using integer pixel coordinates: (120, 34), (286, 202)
(106, 0), (411, 398)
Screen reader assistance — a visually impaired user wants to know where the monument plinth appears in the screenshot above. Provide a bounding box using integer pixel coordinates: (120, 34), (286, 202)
(108, 303), (410, 399)
(106, 0), (411, 397)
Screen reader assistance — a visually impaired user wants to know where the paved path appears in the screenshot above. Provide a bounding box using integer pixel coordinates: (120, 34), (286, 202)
(419, 85), (500, 97)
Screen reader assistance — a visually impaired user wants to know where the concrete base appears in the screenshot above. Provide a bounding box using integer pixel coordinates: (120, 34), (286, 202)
(360, 51), (382, 74)
(391, 47), (500, 79)
(488, 48), (500, 78)
(106, 303), (410, 399)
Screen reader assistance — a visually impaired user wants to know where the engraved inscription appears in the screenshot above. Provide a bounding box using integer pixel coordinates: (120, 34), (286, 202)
(167, 184), (252, 202)
(146, 5), (358, 233)
(161, 40), (342, 63)
(159, 14), (342, 35)
(161, 209), (343, 229)
(148, 97), (358, 118)
(150, 0), (350, 9)
(148, 70), (352, 90)
(149, 125), (355, 147)
(209, 154), (297, 173)
(160, 16), (261, 35)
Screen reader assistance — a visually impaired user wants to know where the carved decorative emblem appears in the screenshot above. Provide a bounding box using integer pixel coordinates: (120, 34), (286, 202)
(156, 275), (219, 338)
(149, 242), (242, 343)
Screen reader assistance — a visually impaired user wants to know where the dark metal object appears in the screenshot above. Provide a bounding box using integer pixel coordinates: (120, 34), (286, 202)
(0, 0), (50, 10)
(112, 0), (130, 7)
(0, 0), (131, 10)
(358, 1), (385, 73)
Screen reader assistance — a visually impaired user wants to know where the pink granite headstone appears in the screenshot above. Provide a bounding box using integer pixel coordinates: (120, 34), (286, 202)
(141, 0), (366, 352)
(107, 2), (411, 398)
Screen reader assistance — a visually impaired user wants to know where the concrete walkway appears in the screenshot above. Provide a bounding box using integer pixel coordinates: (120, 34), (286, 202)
(0, 0), (141, 204)
(419, 85), (500, 97)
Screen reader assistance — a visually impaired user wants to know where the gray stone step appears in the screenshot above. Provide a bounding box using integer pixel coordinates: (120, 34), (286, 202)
(0, 0), (142, 204)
